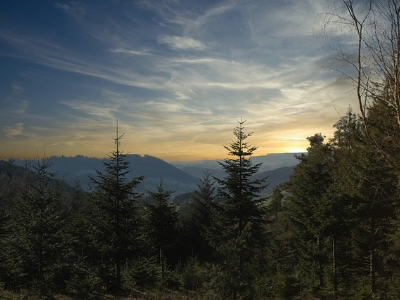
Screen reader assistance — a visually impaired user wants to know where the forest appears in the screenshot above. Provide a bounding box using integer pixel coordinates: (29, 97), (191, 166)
(1, 103), (400, 300)
(3, 1), (400, 299)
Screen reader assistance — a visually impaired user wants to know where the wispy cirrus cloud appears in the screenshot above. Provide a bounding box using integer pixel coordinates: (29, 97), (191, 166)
(54, 1), (86, 20)
(111, 48), (155, 56)
(14, 100), (29, 114)
(0, 83), (29, 115)
(158, 35), (206, 50)
(0, 0), (361, 160)
(0, 30), (169, 90)
(5, 123), (24, 138)
(59, 99), (118, 120)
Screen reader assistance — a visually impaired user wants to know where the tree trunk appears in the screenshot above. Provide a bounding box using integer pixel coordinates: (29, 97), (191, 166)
(318, 237), (324, 289)
(332, 236), (338, 294)
(160, 247), (165, 279)
(370, 217), (376, 295)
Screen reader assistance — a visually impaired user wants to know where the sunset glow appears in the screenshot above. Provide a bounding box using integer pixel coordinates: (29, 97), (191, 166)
(0, 1), (357, 162)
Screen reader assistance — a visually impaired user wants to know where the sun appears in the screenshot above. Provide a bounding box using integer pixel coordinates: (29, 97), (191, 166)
(287, 148), (305, 153)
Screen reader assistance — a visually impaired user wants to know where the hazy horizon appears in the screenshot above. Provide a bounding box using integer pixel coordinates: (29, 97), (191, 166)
(0, 150), (303, 163)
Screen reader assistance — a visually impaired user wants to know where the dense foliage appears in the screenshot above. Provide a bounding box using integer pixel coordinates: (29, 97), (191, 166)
(2, 105), (400, 299)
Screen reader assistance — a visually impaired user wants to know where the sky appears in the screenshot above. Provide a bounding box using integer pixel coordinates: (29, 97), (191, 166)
(0, 0), (359, 161)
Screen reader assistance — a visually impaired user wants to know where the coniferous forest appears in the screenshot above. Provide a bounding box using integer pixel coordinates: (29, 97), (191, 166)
(3, 2), (400, 299)
(2, 105), (400, 299)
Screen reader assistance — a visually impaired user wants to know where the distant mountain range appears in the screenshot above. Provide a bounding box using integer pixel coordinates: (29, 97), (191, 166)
(255, 166), (295, 195)
(13, 155), (200, 196)
(10, 153), (300, 197)
(171, 153), (300, 179)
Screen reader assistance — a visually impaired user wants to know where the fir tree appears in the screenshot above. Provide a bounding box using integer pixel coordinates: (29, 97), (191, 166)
(144, 181), (179, 280)
(9, 158), (64, 296)
(184, 172), (216, 262)
(89, 125), (143, 291)
(332, 107), (399, 297)
(208, 119), (268, 299)
(285, 134), (334, 294)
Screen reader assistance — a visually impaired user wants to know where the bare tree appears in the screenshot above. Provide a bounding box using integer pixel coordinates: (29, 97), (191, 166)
(324, 0), (400, 169)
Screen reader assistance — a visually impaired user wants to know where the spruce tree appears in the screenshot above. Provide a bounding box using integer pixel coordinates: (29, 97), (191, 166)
(144, 181), (179, 280)
(208, 119), (268, 299)
(283, 111), (400, 298)
(354, 107), (399, 296)
(332, 106), (400, 297)
(364, 80), (400, 297)
(266, 183), (299, 299)
(89, 126), (143, 291)
(184, 172), (216, 262)
(285, 134), (335, 294)
(329, 109), (365, 295)
(62, 181), (101, 296)
(9, 158), (64, 296)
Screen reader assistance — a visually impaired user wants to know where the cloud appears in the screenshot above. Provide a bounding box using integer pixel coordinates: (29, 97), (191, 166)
(111, 48), (154, 56)
(0, 82), (29, 115)
(59, 99), (118, 120)
(293, 80), (312, 88)
(0, 30), (169, 90)
(11, 83), (24, 95)
(0, 0), (362, 160)
(143, 98), (212, 115)
(55, 1), (86, 20)
(158, 35), (206, 50)
(5, 123), (24, 137)
(150, 1), (235, 37)
(15, 100), (29, 114)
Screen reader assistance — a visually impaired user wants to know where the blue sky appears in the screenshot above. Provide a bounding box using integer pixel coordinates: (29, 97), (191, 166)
(0, 0), (358, 161)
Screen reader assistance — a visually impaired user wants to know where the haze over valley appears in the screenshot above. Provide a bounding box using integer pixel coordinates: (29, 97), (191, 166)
(11, 152), (299, 197)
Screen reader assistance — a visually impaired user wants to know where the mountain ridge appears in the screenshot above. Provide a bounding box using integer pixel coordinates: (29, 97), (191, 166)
(10, 153), (300, 196)
(12, 154), (200, 196)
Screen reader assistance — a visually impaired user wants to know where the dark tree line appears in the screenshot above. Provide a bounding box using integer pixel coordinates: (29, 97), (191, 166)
(0, 120), (268, 299)
(266, 103), (400, 299)
(2, 103), (400, 299)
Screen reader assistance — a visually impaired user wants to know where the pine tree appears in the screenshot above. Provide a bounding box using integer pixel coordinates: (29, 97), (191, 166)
(332, 106), (400, 297)
(89, 125), (143, 291)
(144, 181), (179, 280)
(269, 184), (284, 220)
(285, 134), (335, 294)
(266, 184), (299, 299)
(328, 109), (365, 295)
(208, 119), (268, 299)
(8, 158), (64, 296)
(283, 111), (400, 298)
(62, 181), (101, 296)
(184, 172), (216, 262)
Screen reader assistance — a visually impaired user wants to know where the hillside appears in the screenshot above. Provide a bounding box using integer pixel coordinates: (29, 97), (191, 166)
(9, 153), (298, 197)
(254, 166), (294, 195)
(172, 152), (300, 175)
(13, 155), (200, 196)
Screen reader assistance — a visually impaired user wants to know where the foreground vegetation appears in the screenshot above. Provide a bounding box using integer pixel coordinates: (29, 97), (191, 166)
(2, 101), (400, 299)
